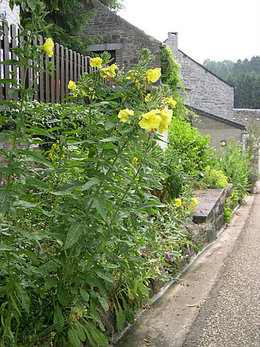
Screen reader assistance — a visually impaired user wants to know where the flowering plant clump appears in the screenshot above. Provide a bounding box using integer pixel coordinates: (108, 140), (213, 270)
(0, 13), (194, 344)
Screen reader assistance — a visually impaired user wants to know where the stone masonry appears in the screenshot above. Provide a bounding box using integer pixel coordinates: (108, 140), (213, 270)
(82, 0), (162, 71)
(165, 33), (235, 121)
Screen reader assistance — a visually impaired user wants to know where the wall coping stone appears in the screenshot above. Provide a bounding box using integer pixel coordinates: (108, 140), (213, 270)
(192, 184), (233, 241)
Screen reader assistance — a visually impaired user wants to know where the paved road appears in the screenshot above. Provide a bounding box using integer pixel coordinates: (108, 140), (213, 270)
(183, 186), (260, 346)
(115, 183), (259, 347)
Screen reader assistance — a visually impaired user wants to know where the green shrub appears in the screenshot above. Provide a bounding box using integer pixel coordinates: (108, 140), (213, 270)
(0, 16), (191, 345)
(201, 166), (228, 188)
(165, 117), (216, 199)
(217, 141), (249, 199)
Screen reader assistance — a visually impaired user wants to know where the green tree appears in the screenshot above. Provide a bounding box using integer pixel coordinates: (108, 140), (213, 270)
(204, 56), (260, 108)
(12, 0), (123, 54)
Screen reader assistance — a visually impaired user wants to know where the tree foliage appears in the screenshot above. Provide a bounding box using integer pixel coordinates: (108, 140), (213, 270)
(12, 0), (123, 54)
(203, 56), (260, 108)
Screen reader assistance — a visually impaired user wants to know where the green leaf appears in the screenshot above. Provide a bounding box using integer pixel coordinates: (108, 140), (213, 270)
(15, 284), (30, 313)
(97, 295), (109, 311)
(19, 150), (52, 167)
(115, 302), (125, 332)
(39, 260), (58, 275)
(0, 78), (17, 84)
(79, 288), (89, 303)
(14, 200), (37, 208)
(100, 136), (120, 142)
(0, 243), (14, 251)
(64, 223), (83, 249)
(0, 190), (12, 218)
(26, 177), (50, 190)
(90, 299), (105, 331)
(81, 177), (100, 191)
(93, 199), (106, 220)
(122, 297), (135, 324)
(84, 322), (108, 347)
(68, 328), (80, 347)
(76, 322), (86, 342)
(26, 127), (55, 139)
(0, 59), (19, 65)
(45, 276), (58, 289)
(54, 304), (64, 332)
(96, 271), (114, 284)
(57, 284), (69, 306)
(0, 115), (13, 123)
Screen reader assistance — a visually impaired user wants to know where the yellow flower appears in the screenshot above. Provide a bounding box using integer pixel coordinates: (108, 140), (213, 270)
(73, 90), (79, 97)
(108, 64), (118, 77)
(139, 110), (161, 132)
(145, 93), (152, 102)
(132, 157), (138, 164)
(100, 67), (110, 79)
(90, 57), (103, 68)
(42, 38), (54, 58)
(146, 68), (161, 83)
(157, 108), (173, 134)
(68, 80), (76, 90)
(118, 109), (134, 124)
(165, 97), (177, 108)
(174, 198), (182, 207)
(190, 197), (199, 207)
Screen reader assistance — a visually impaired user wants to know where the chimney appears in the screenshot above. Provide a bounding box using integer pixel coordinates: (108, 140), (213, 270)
(166, 32), (178, 53)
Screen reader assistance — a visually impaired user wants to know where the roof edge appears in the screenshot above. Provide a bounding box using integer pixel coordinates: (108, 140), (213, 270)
(186, 105), (246, 130)
(179, 49), (234, 88)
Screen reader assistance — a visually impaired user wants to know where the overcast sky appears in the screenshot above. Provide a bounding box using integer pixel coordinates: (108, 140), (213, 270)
(118, 0), (260, 64)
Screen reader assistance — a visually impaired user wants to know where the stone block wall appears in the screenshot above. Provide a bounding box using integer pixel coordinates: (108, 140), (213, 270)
(166, 33), (235, 121)
(82, 0), (162, 71)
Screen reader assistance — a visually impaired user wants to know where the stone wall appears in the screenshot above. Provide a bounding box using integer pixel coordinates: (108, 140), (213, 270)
(166, 33), (235, 121)
(82, 0), (162, 71)
(234, 108), (260, 127)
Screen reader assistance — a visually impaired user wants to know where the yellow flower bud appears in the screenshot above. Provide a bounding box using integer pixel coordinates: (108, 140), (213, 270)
(165, 97), (177, 108)
(68, 80), (76, 90)
(174, 198), (182, 207)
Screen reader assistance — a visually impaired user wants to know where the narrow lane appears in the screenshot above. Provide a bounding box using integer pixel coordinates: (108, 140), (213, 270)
(182, 187), (260, 346)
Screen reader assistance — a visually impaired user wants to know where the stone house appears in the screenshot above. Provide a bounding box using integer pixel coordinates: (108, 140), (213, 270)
(82, 0), (246, 148)
(82, 0), (162, 70)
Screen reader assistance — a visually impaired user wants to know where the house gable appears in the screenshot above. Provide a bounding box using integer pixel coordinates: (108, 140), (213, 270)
(82, 0), (162, 70)
(166, 33), (235, 121)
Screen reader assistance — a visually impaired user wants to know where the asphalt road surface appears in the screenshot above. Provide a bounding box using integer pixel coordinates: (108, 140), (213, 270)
(183, 185), (260, 346)
(115, 182), (260, 347)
